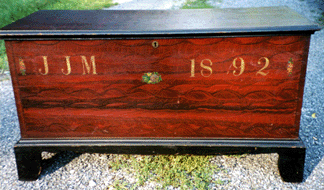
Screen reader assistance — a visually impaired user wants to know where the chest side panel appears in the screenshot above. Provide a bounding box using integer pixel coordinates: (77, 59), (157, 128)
(8, 36), (310, 139)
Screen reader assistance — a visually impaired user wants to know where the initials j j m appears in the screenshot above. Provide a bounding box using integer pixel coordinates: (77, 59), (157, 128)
(19, 56), (97, 75)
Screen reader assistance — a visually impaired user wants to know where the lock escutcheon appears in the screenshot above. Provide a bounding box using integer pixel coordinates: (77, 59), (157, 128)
(152, 41), (159, 48)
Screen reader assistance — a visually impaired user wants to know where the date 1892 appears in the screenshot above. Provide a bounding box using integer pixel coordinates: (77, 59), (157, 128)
(190, 57), (270, 77)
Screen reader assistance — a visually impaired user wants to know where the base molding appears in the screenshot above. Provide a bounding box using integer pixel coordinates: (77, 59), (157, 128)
(14, 138), (306, 182)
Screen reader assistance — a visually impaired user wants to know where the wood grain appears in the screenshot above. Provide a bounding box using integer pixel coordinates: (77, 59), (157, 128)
(6, 35), (310, 139)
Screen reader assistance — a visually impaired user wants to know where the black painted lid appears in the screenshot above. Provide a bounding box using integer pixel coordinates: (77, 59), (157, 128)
(0, 6), (320, 38)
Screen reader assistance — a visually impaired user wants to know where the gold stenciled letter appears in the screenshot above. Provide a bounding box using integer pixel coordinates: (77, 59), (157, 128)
(256, 57), (269, 76)
(232, 57), (245, 76)
(200, 59), (213, 77)
(39, 56), (49, 75)
(62, 56), (71, 75)
(81, 56), (97, 75)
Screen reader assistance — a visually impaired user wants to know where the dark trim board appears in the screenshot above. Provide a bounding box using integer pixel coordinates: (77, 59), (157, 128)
(0, 26), (319, 38)
(0, 30), (318, 40)
(14, 139), (306, 182)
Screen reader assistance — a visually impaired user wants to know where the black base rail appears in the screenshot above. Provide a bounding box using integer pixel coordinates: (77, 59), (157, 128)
(14, 139), (306, 182)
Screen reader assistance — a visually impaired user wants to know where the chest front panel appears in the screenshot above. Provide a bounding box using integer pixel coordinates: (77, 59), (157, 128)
(7, 35), (310, 139)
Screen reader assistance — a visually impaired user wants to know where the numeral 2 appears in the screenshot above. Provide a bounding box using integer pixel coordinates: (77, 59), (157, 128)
(256, 57), (270, 76)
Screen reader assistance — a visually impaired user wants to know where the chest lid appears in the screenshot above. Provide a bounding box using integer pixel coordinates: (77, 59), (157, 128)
(0, 6), (320, 38)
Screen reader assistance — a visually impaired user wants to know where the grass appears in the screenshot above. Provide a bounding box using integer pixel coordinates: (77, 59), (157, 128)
(43, 0), (117, 10)
(108, 154), (223, 189)
(0, 0), (117, 74)
(0, 0), (58, 29)
(318, 12), (324, 26)
(225, 153), (248, 158)
(181, 0), (215, 9)
(0, 41), (8, 74)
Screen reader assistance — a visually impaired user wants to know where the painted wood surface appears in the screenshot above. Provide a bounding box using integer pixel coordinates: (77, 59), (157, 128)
(0, 7), (320, 37)
(6, 35), (310, 138)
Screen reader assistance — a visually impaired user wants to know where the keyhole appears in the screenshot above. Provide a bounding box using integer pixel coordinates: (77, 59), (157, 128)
(152, 41), (159, 48)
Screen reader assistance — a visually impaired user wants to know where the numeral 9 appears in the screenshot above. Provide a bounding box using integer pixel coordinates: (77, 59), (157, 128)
(231, 57), (245, 76)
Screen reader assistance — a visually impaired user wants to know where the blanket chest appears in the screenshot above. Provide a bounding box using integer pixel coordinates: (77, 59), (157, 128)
(0, 6), (320, 181)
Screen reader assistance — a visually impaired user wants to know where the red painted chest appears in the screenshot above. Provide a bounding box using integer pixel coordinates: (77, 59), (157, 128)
(0, 7), (320, 181)
(6, 36), (311, 139)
